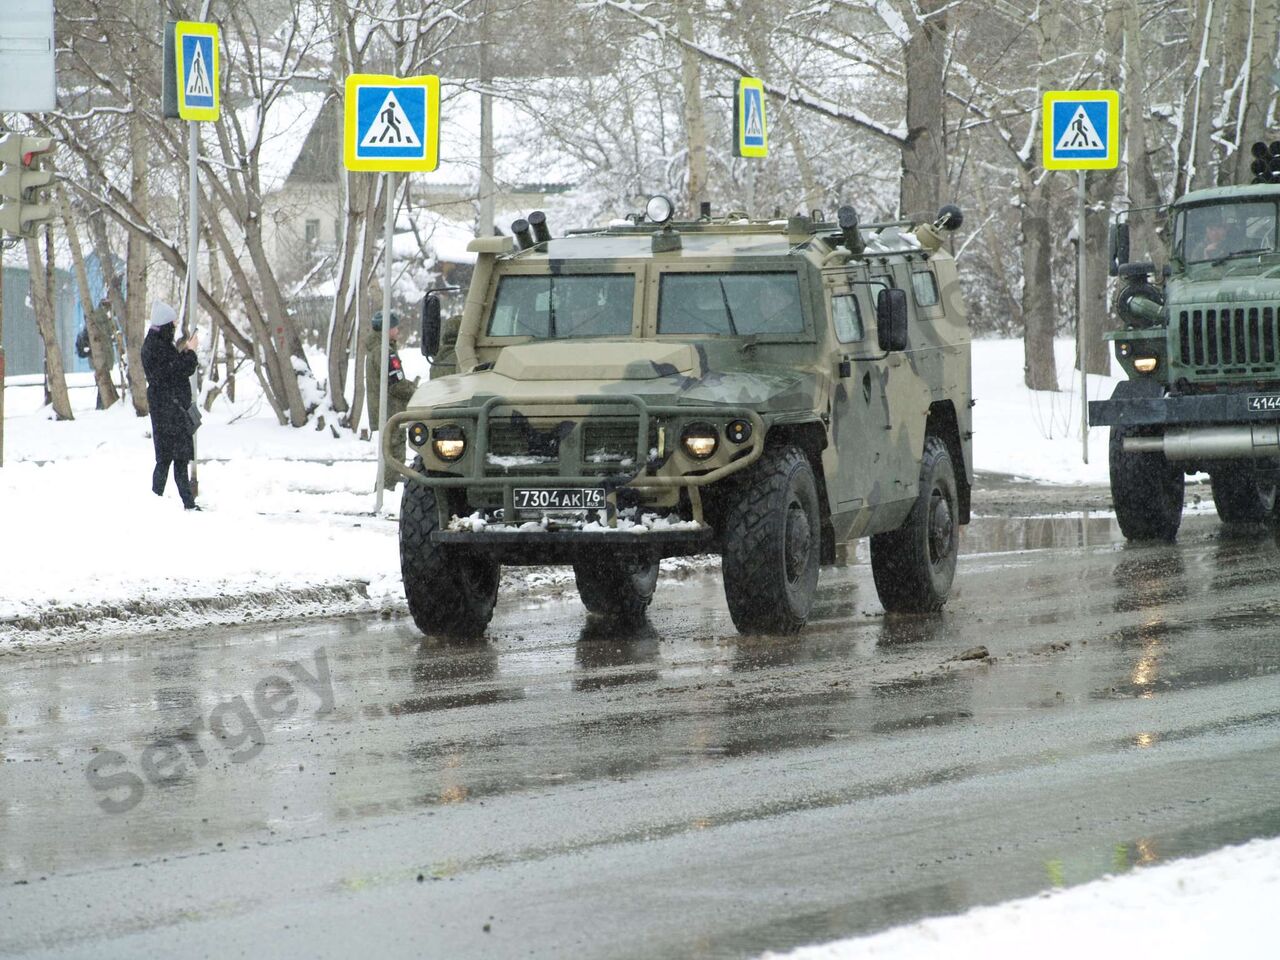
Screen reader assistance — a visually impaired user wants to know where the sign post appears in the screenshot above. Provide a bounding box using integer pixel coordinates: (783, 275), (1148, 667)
(166, 16), (219, 497)
(343, 74), (440, 511)
(1043, 89), (1120, 465)
(733, 77), (767, 216)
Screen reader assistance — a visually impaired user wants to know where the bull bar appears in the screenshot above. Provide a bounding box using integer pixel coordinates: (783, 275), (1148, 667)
(382, 394), (767, 531)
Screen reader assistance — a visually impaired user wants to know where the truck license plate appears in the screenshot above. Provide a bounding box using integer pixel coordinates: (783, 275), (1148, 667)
(1247, 393), (1280, 412)
(514, 487), (606, 514)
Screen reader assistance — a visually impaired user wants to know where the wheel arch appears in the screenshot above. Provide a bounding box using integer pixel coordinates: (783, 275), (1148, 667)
(926, 400), (971, 524)
(765, 419), (836, 565)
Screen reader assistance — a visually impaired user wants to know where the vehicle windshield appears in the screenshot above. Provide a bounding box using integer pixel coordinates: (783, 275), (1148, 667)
(658, 272), (804, 336)
(1178, 200), (1278, 264)
(487, 274), (635, 338)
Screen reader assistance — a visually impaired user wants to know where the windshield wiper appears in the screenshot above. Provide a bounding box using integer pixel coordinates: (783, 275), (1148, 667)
(1211, 247), (1272, 266)
(717, 279), (740, 336)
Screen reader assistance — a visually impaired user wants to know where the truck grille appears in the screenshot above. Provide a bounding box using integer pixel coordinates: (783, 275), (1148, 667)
(1177, 307), (1279, 374)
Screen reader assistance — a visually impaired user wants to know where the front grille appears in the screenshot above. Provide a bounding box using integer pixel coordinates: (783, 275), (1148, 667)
(1177, 306), (1280, 374)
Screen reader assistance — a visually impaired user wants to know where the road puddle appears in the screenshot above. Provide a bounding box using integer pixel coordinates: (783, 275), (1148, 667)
(962, 513), (1121, 555)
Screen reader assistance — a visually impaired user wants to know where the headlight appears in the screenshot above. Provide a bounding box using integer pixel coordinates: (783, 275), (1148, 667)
(646, 195), (674, 224)
(1133, 356), (1158, 374)
(682, 422), (719, 460)
(432, 425), (466, 461)
(409, 422), (429, 447)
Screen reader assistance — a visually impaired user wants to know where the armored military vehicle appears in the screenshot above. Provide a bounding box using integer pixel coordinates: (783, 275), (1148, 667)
(386, 198), (972, 636)
(1090, 160), (1280, 540)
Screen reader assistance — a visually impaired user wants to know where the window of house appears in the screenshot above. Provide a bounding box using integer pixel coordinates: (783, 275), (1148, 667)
(304, 219), (320, 245)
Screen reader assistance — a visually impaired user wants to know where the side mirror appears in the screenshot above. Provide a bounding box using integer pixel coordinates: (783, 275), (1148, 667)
(421, 294), (442, 360)
(876, 288), (909, 352)
(1109, 222), (1130, 277)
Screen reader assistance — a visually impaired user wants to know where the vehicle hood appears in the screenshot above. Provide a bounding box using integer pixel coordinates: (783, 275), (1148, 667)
(410, 340), (816, 411)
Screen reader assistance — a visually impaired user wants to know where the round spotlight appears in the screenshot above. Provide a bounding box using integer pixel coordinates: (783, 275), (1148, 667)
(681, 422), (719, 460)
(646, 195), (675, 225)
(431, 424), (466, 462)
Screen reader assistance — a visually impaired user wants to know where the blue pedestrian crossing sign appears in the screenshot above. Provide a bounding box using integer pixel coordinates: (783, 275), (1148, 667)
(734, 77), (768, 159)
(344, 74), (440, 173)
(174, 21), (219, 121)
(1042, 90), (1119, 170)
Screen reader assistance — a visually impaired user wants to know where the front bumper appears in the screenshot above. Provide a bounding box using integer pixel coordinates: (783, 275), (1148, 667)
(383, 394), (766, 529)
(1088, 392), (1280, 428)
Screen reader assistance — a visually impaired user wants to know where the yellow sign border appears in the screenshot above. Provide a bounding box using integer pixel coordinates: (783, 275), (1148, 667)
(343, 74), (440, 173)
(736, 77), (768, 159)
(1042, 89), (1120, 171)
(174, 20), (220, 122)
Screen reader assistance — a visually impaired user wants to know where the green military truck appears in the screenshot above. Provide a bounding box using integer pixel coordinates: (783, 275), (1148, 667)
(1090, 175), (1280, 540)
(386, 198), (972, 636)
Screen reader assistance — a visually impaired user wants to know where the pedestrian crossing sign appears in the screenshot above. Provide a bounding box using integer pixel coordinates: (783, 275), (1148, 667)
(344, 74), (440, 173)
(1042, 89), (1119, 170)
(734, 77), (768, 159)
(174, 21), (219, 121)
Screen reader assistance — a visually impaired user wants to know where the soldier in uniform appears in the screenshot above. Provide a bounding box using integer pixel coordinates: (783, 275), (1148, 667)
(365, 309), (418, 489)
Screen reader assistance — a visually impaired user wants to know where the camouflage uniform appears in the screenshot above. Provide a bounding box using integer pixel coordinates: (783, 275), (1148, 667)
(364, 327), (417, 488)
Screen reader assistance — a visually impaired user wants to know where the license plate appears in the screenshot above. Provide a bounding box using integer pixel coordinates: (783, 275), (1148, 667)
(1247, 393), (1280, 412)
(513, 487), (606, 514)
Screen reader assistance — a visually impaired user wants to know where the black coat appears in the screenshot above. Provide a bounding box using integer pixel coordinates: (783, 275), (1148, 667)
(142, 326), (199, 461)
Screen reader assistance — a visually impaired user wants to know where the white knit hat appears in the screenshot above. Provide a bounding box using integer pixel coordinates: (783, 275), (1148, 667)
(149, 301), (178, 331)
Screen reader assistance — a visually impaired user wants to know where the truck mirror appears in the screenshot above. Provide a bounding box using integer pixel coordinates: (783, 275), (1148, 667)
(1109, 222), (1130, 277)
(421, 294), (442, 359)
(876, 288), (909, 352)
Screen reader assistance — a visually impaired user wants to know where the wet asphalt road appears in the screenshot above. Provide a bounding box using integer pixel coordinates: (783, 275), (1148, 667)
(3, 493), (1280, 958)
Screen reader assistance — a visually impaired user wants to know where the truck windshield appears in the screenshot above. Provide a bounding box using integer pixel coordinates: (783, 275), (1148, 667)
(1179, 201), (1278, 264)
(487, 274), (635, 338)
(658, 272), (804, 336)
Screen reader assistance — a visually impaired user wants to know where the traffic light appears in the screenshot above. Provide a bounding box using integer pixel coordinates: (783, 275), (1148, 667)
(1249, 140), (1280, 184)
(0, 133), (56, 238)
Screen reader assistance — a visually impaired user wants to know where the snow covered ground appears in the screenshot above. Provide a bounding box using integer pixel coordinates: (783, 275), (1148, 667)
(2, 337), (1109, 646)
(763, 836), (1280, 960)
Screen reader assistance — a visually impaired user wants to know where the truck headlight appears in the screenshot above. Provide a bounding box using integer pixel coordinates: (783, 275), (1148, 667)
(432, 425), (466, 461)
(682, 423), (719, 460)
(1133, 356), (1158, 374)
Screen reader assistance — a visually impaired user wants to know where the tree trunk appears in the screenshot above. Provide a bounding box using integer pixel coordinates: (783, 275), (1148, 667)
(1184, 0), (1221, 191)
(676, 0), (708, 214)
(1083, 171), (1117, 376)
(85, 209), (131, 400)
(125, 91), (150, 416)
(1019, 169), (1058, 391)
(59, 186), (118, 409)
(1236, 0), (1278, 185)
(900, 0), (949, 218)
(1123, 0), (1166, 264)
(25, 236), (73, 420)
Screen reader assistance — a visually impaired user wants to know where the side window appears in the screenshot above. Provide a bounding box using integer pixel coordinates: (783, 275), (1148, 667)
(911, 271), (939, 308)
(831, 294), (864, 343)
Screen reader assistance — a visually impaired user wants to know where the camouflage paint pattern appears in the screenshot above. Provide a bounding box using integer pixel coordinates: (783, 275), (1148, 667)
(387, 214), (972, 549)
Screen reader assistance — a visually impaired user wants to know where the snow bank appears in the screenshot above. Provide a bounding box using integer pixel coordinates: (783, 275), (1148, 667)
(970, 337), (1119, 486)
(763, 836), (1280, 960)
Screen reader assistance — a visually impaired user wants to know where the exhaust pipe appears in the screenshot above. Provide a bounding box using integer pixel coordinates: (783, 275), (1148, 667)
(1123, 424), (1280, 460)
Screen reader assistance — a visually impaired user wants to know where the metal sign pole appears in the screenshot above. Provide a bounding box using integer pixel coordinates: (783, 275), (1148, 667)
(187, 118), (201, 496)
(1078, 169), (1088, 464)
(374, 170), (394, 511)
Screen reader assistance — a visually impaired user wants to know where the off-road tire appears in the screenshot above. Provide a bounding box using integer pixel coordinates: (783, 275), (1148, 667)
(870, 435), (959, 613)
(1210, 463), (1279, 524)
(1109, 427), (1184, 541)
(399, 458), (500, 638)
(573, 555), (659, 620)
(721, 445), (821, 634)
